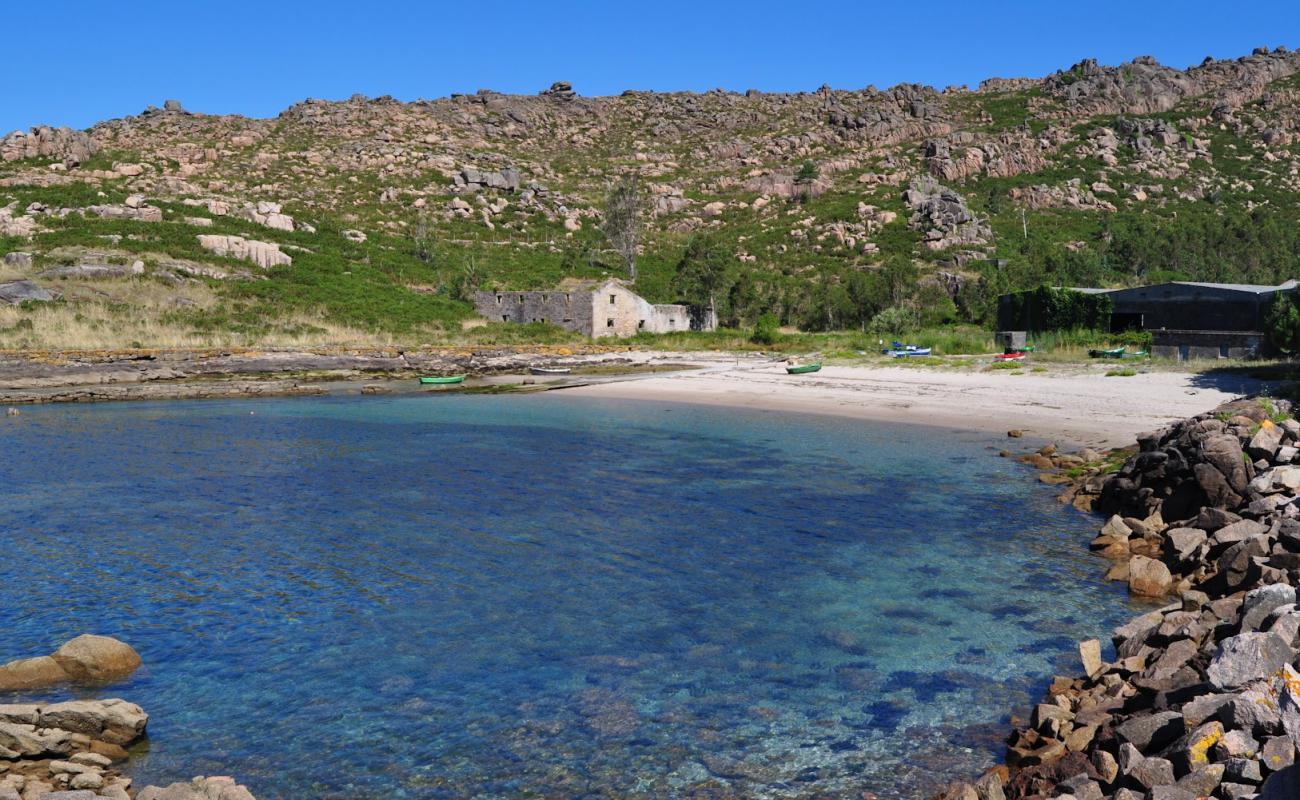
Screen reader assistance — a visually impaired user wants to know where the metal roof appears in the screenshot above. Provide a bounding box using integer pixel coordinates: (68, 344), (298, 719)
(1164, 280), (1299, 294)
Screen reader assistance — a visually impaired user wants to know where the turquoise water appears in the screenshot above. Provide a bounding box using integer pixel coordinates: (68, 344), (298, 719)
(0, 395), (1135, 799)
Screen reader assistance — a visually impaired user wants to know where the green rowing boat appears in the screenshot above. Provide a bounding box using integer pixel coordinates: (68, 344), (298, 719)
(1088, 347), (1126, 359)
(786, 363), (822, 375)
(419, 376), (466, 385)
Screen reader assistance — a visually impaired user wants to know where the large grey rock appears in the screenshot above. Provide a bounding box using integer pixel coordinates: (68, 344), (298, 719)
(1243, 584), (1299, 631)
(1214, 518), (1269, 548)
(1202, 433), (1251, 493)
(1165, 527), (1207, 563)
(1130, 755), (1175, 788)
(1176, 763), (1225, 795)
(137, 777), (256, 800)
(0, 280), (53, 304)
(39, 264), (130, 280)
(1228, 681), (1284, 735)
(1249, 422), (1286, 461)
(1264, 734), (1297, 772)
(1182, 692), (1234, 727)
(2, 251), (32, 269)
(1267, 605), (1300, 646)
(1116, 711), (1186, 751)
(1208, 632), (1295, 690)
(37, 699), (147, 745)
(0, 720), (74, 756)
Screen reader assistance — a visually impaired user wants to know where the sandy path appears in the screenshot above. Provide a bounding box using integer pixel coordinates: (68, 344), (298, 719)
(565, 361), (1265, 449)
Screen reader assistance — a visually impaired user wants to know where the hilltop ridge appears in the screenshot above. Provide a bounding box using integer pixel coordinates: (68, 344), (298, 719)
(3, 46), (1300, 347)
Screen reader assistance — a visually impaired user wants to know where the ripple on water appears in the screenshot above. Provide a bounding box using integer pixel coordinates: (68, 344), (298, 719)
(0, 395), (1138, 799)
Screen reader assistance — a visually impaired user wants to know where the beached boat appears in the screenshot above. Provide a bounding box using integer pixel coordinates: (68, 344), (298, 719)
(883, 341), (928, 354)
(419, 376), (466, 385)
(529, 367), (572, 375)
(1006, 345), (1036, 354)
(1088, 347), (1126, 359)
(995, 352), (1026, 362)
(1121, 349), (1150, 359)
(786, 363), (822, 374)
(892, 347), (932, 358)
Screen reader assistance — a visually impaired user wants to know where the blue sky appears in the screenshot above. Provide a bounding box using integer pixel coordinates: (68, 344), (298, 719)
(3, 1), (1298, 133)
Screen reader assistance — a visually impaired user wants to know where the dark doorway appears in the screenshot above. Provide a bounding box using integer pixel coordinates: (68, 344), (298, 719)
(1111, 312), (1144, 333)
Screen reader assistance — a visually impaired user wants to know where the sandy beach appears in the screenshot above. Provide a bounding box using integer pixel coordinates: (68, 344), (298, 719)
(567, 359), (1268, 449)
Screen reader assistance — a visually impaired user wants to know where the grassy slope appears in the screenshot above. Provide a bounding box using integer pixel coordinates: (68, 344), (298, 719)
(2, 66), (1300, 351)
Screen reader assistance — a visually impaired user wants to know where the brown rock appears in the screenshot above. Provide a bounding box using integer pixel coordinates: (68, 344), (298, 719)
(1129, 555), (1174, 597)
(51, 635), (141, 683)
(0, 656), (69, 690)
(1079, 639), (1104, 678)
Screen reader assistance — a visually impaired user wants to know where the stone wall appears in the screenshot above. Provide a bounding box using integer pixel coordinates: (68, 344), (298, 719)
(475, 280), (701, 338)
(473, 289), (593, 335)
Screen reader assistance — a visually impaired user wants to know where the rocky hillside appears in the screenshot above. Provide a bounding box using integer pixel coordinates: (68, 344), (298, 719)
(3, 47), (1300, 347)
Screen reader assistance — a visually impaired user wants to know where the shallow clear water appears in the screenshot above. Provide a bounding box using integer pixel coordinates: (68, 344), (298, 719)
(0, 395), (1135, 799)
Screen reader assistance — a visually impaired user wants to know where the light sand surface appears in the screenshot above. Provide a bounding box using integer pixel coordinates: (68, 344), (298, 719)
(567, 360), (1267, 449)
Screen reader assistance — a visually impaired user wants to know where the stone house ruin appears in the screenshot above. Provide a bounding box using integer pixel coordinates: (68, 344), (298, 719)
(473, 278), (713, 338)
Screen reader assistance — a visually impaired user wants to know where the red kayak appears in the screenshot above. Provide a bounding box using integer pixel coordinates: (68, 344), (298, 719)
(995, 352), (1027, 361)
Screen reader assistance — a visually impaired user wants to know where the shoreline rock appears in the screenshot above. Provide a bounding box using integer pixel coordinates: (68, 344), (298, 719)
(0, 636), (140, 691)
(940, 396), (1300, 800)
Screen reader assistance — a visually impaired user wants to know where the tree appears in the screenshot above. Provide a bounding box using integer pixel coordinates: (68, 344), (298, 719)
(1266, 293), (1300, 354)
(411, 211), (434, 264)
(794, 162), (819, 204)
(672, 233), (736, 326)
(600, 173), (644, 281)
(880, 255), (919, 307)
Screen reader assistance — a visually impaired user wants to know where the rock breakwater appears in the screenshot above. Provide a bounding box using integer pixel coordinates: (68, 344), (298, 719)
(939, 397), (1300, 799)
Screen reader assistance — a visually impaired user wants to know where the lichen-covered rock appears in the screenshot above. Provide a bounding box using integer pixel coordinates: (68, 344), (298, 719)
(1207, 632), (1294, 690)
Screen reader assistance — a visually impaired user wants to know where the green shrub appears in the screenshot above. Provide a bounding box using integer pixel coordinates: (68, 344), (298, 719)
(1266, 292), (1300, 354)
(868, 306), (918, 336)
(751, 312), (781, 345)
(1000, 287), (1113, 333)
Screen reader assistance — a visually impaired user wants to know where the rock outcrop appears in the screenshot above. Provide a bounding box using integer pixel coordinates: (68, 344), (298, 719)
(0, 126), (98, 165)
(0, 697), (259, 800)
(196, 235), (292, 268)
(0, 698), (146, 797)
(0, 281), (54, 305)
(903, 177), (992, 251)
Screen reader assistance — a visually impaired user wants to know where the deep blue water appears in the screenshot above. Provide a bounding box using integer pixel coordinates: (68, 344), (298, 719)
(0, 395), (1136, 799)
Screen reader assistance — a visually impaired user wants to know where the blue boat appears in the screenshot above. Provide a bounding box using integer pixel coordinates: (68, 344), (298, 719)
(887, 347), (932, 358)
(883, 341), (931, 357)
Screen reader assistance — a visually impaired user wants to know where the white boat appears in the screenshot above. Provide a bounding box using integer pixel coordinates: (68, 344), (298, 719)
(529, 366), (572, 375)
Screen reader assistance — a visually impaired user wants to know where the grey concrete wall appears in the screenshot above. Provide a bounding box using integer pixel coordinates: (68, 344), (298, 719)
(1151, 330), (1266, 360)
